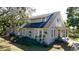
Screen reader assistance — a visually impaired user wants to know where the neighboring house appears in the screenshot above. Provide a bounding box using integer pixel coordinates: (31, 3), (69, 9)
(14, 11), (68, 45)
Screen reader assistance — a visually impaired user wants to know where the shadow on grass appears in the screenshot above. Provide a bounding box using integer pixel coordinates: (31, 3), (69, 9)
(12, 43), (52, 51)
(11, 36), (52, 51)
(11, 41), (72, 51)
(2, 35), (72, 51)
(11, 37), (72, 51)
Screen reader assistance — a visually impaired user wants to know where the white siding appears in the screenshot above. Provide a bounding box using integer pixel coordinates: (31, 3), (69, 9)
(14, 12), (68, 45)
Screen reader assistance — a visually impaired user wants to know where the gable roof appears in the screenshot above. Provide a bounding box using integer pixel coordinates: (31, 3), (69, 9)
(28, 13), (51, 20)
(21, 11), (61, 28)
(22, 13), (54, 28)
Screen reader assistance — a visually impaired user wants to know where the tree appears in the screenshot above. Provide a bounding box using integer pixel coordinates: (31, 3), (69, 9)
(0, 7), (36, 35)
(66, 7), (79, 29)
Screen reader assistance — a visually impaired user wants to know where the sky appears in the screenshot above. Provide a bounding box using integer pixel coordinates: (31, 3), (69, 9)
(0, 0), (79, 20)
(27, 0), (67, 20)
(0, 0), (79, 59)
(25, 0), (79, 20)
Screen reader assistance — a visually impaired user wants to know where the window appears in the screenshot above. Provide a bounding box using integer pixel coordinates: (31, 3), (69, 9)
(38, 34), (42, 42)
(28, 31), (31, 37)
(29, 31), (31, 33)
(57, 19), (59, 22)
(51, 30), (53, 37)
(44, 31), (47, 34)
(42, 17), (47, 22)
(40, 31), (42, 34)
(43, 35), (45, 39)
(54, 30), (55, 37)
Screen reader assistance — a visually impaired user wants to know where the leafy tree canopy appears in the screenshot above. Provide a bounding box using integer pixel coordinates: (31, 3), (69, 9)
(0, 7), (35, 35)
(67, 7), (79, 29)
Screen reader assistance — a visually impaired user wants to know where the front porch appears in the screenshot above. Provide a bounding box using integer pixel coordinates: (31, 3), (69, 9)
(51, 27), (69, 38)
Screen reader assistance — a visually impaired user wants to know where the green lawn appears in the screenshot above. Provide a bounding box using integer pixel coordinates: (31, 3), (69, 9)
(74, 38), (79, 42)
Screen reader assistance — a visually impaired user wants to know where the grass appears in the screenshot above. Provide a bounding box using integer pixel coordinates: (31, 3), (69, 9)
(0, 37), (23, 51)
(70, 36), (79, 42)
(0, 36), (71, 51)
(69, 32), (79, 42)
(74, 38), (79, 42)
(0, 38), (11, 51)
(1, 35), (72, 51)
(13, 43), (50, 51)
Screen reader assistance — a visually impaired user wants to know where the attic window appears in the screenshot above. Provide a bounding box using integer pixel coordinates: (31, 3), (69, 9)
(57, 19), (59, 22)
(42, 17), (46, 22)
(42, 17), (45, 19)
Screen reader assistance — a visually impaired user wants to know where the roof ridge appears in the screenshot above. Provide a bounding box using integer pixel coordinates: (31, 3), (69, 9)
(28, 13), (52, 20)
(28, 11), (60, 20)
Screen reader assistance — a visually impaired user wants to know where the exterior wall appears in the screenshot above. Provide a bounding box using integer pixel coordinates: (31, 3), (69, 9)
(42, 27), (68, 45)
(14, 12), (68, 45)
(14, 27), (68, 45)
(44, 12), (56, 27)
(14, 28), (50, 44)
(43, 12), (68, 45)
(44, 28), (55, 45)
(34, 29), (49, 44)
(49, 12), (65, 28)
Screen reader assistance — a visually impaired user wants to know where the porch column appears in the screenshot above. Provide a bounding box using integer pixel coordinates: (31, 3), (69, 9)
(60, 29), (62, 37)
(41, 30), (43, 39)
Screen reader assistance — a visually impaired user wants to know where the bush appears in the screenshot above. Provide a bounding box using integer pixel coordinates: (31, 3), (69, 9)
(11, 35), (46, 47)
(69, 33), (79, 38)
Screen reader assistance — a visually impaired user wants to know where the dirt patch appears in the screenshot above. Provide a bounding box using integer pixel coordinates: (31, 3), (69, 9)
(0, 37), (23, 51)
